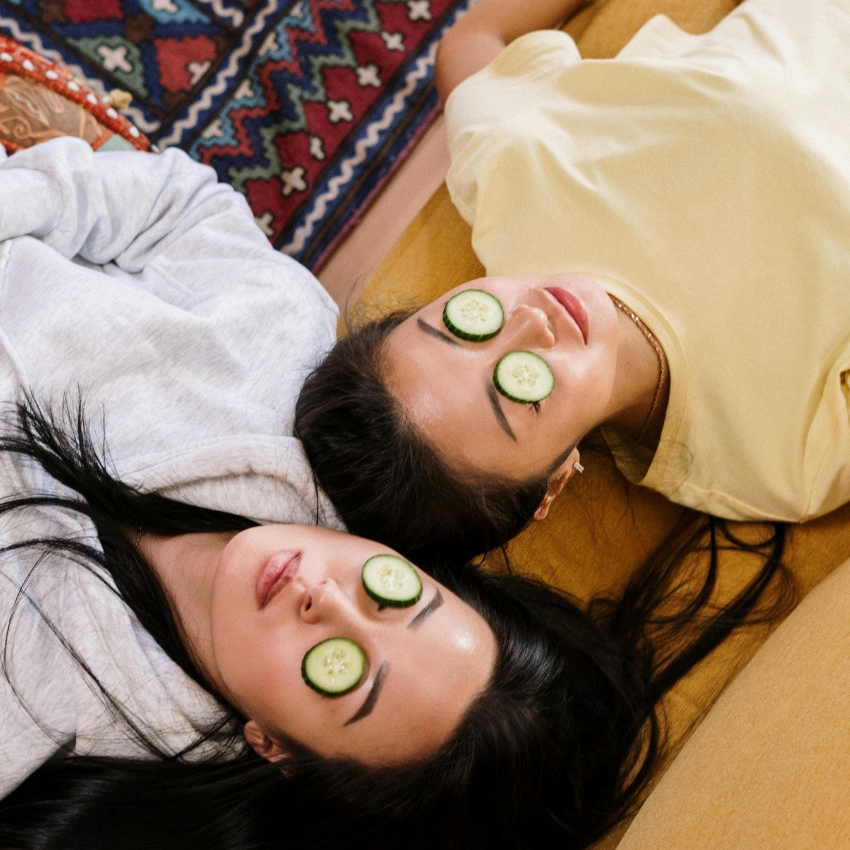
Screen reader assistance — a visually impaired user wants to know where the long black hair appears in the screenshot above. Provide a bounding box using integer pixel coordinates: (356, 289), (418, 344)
(0, 399), (792, 850)
(295, 311), (548, 566)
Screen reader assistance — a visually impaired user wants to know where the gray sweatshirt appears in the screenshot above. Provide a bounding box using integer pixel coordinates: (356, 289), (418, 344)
(0, 136), (341, 528)
(0, 448), (239, 797)
(0, 137), (341, 793)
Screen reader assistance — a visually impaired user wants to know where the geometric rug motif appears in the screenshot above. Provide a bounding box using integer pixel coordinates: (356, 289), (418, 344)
(0, 0), (475, 269)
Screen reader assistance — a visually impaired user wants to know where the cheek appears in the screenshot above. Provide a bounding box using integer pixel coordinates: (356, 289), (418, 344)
(546, 354), (613, 431)
(222, 635), (301, 728)
(569, 328), (617, 384)
(209, 594), (298, 721)
(223, 634), (347, 751)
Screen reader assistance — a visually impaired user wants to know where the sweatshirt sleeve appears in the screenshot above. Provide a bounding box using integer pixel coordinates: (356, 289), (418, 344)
(0, 137), (274, 273)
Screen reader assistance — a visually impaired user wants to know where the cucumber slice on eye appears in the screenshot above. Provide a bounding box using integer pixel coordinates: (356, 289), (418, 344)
(443, 289), (504, 342)
(302, 637), (366, 697)
(362, 554), (423, 608)
(494, 351), (555, 403)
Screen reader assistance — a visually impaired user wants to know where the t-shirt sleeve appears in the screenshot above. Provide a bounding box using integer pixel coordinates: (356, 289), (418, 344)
(444, 30), (582, 224)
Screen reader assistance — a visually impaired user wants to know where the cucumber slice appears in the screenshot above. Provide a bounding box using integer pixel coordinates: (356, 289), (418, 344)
(494, 351), (555, 403)
(362, 554), (423, 608)
(302, 637), (365, 697)
(443, 289), (504, 342)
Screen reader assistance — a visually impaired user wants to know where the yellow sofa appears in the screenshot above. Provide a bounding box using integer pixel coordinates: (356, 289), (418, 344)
(356, 0), (850, 845)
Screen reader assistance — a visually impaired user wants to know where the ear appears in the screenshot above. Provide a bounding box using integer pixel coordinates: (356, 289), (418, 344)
(533, 447), (581, 521)
(243, 720), (291, 764)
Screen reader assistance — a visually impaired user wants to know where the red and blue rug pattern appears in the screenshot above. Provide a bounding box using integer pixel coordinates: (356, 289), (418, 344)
(0, 0), (473, 269)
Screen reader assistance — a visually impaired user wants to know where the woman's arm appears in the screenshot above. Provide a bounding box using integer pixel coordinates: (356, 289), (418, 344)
(0, 137), (272, 272)
(436, 0), (588, 102)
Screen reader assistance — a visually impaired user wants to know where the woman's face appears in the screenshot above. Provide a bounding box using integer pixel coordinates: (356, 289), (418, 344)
(384, 274), (620, 481)
(207, 525), (497, 766)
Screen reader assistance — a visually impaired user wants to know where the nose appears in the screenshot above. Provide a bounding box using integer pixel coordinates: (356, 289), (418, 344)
(506, 303), (555, 350)
(300, 578), (360, 626)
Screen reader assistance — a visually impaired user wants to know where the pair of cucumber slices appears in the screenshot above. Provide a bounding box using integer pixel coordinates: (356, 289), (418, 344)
(442, 289), (555, 404)
(301, 555), (423, 697)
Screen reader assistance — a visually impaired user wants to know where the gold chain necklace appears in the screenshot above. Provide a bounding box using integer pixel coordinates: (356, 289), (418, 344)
(609, 295), (667, 445)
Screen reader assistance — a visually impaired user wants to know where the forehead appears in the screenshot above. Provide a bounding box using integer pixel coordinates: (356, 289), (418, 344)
(341, 584), (498, 764)
(385, 316), (484, 437)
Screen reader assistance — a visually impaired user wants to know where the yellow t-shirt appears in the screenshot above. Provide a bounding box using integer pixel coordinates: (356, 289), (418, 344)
(444, 0), (850, 523)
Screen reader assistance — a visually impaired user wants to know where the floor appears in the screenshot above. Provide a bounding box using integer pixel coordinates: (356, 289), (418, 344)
(317, 115), (451, 310)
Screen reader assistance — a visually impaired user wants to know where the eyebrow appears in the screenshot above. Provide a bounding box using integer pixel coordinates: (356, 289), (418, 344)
(344, 660), (389, 726)
(342, 591), (443, 727)
(416, 318), (462, 347)
(407, 588), (444, 630)
(485, 381), (517, 442)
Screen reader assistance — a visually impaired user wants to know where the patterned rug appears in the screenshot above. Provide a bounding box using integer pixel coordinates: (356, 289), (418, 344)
(0, 0), (473, 269)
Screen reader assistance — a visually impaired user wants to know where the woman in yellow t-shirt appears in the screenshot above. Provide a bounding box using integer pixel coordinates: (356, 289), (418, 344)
(296, 0), (850, 565)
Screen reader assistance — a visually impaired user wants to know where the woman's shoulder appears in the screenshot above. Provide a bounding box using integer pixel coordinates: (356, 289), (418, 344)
(444, 30), (580, 140)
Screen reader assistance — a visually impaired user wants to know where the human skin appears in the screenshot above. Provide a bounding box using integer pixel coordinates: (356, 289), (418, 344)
(139, 526), (498, 766)
(384, 274), (665, 516)
(435, 0), (589, 102)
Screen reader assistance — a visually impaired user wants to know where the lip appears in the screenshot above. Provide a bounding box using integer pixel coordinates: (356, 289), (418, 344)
(256, 550), (302, 609)
(543, 287), (589, 344)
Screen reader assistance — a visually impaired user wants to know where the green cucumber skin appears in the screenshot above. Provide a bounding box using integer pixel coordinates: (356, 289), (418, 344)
(363, 581), (423, 608)
(442, 313), (499, 342)
(442, 290), (504, 342)
(362, 555), (423, 608)
(301, 637), (365, 697)
(494, 351), (555, 404)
